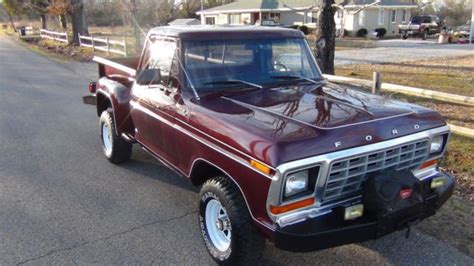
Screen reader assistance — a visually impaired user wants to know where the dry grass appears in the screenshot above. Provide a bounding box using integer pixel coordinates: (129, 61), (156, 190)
(336, 56), (474, 97)
(336, 58), (474, 257)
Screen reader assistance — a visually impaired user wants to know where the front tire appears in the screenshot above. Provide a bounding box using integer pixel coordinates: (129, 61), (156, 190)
(99, 109), (132, 164)
(199, 176), (265, 265)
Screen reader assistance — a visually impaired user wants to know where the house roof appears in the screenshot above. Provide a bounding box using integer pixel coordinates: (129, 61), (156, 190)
(197, 0), (318, 15)
(344, 0), (418, 8)
(197, 0), (418, 15)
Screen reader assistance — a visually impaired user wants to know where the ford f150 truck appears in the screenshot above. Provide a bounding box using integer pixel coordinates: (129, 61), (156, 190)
(84, 26), (454, 264)
(399, 15), (442, 40)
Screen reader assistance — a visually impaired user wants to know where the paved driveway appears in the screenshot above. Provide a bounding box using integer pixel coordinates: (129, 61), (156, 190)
(335, 39), (474, 65)
(0, 36), (472, 265)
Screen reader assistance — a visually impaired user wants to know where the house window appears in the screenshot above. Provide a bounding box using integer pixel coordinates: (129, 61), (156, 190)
(206, 17), (216, 25)
(230, 14), (241, 24)
(269, 12), (281, 22)
(391, 10), (396, 23)
(308, 12), (318, 23)
(358, 10), (365, 26)
(401, 10), (407, 22)
(378, 9), (385, 25)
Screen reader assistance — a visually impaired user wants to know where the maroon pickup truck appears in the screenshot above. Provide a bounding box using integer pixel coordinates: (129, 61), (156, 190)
(84, 26), (454, 264)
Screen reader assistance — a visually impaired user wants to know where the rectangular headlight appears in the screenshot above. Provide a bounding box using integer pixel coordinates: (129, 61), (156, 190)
(430, 135), (445, 154)
(284, 170), (309, 197)
(283, 166), (320, 200)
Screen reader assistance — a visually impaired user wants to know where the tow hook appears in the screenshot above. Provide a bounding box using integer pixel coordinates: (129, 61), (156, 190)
(405, 225), (411, 239)
(404, 219), (421, 239)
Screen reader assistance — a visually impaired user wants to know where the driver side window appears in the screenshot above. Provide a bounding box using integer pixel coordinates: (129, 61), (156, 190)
(143, 37), (177, 86)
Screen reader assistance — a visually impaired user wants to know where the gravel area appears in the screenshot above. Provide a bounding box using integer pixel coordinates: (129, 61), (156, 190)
(335, 40), (474, 65)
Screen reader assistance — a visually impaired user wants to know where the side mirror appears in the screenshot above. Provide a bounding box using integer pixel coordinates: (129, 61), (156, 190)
(136, 69), (161, 85)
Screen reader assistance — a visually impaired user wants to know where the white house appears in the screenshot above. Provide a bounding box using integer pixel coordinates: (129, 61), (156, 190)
(197, 0), (419, 37)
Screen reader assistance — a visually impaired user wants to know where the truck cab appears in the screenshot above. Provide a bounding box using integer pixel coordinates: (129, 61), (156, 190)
(85, 25), (454, 264)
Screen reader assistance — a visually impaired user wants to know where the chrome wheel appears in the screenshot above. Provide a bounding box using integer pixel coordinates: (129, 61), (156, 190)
(205, 199), (232, 252)
(101, 122), (112, 154)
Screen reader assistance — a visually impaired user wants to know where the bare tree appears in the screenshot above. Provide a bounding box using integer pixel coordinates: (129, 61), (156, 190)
(315, 0), (336, 74)
(1, 0), (25, 31)
(69, 0), (89, 45)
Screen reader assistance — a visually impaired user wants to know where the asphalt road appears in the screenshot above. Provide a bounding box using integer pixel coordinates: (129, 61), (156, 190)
(0, 36), (472, 265)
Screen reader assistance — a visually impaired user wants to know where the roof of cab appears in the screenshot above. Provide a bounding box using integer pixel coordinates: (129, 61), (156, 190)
(147, 25), (305, 40)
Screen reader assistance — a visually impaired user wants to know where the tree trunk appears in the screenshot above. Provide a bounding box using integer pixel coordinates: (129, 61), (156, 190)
(59, 14), (67, 31)
(315, 0), (336, 75)
(130, 0), (142, 52)
(7, 11), (17, 32)
(70, 0), (89, 45)
(40, 14), (47, 29)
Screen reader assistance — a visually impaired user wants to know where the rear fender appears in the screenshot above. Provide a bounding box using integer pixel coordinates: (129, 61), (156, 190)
(96, 78), (134, 136)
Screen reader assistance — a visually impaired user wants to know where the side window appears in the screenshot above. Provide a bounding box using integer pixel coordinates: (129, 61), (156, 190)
(144, 38), (177, 85)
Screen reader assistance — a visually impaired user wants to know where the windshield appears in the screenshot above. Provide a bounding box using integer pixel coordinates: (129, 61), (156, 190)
(182, 38), (321, 93)
(411, 16), (430, 24)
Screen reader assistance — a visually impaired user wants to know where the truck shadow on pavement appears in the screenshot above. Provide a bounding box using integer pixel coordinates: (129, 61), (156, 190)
(111, 147), (471, 265)
(119, 146), (199, 194)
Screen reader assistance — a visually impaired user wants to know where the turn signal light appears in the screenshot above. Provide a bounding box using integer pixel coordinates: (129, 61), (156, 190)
(431, 176), (446, 189)
(420, 159), (437, 170)
(270, 197), (315, 215)
(250, 160), (273, 175)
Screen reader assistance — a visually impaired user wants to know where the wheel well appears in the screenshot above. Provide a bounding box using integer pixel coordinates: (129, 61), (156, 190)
(190, 160), (226, 186)
(96, 93), (112, 117)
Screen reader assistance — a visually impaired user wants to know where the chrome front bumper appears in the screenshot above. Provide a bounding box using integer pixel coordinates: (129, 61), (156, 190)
(267, 125), (451, 227)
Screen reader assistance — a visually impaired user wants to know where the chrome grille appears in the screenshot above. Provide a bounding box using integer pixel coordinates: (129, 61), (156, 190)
(322, 139), (430, 202)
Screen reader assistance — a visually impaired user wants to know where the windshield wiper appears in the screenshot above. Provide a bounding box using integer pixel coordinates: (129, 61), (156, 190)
(270, 75), (323, 85)
(204, 79), (263, 89)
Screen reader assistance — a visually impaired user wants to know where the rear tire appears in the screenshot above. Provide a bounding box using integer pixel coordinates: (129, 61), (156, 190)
(99, 109), (132, 164)
(199, 176), (265, 265)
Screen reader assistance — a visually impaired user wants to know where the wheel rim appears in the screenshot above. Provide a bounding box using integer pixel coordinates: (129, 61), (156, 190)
(205, 199), (232, 252)
(101, 122), (112, 154)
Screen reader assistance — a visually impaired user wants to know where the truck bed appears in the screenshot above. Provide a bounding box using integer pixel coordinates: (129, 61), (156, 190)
(94, 56), (139, 87)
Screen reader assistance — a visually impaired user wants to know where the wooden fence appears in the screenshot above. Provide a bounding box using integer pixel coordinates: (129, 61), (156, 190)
(78, 34), (127, 56)
(39, 29), (68, 43)
(323, 74), (474, 107)
(323, 73), (474, 138)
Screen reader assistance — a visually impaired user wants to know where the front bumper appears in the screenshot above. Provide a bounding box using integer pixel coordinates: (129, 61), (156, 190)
(399, 29), (422, 36)
(273, 172), (454, 252)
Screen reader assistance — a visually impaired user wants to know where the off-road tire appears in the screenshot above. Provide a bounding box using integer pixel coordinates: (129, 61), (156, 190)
(99, 109), (132, 164)
(199, 176), (265, 265)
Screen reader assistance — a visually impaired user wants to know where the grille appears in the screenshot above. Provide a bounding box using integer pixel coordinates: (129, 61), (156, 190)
(322, 139), (430, 202)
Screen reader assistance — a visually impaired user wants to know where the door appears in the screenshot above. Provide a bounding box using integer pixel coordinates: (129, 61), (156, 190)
(130, 36), (181, 165)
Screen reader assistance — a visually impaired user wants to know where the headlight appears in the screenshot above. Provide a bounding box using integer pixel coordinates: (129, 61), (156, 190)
(430, 135), (445, 154)
(284, 170), (309, 197)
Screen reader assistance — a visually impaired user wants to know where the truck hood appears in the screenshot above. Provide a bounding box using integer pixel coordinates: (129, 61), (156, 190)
(188, 82), (445, 166)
